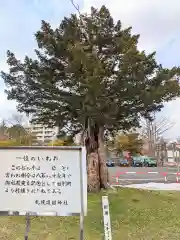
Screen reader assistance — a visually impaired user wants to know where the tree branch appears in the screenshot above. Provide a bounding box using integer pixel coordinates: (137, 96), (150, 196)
(69, 0), (81, 15)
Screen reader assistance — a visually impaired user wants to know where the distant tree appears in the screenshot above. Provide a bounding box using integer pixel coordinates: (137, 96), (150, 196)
(5, 125), (32, 145)
(0, 120), (8, 137)
(3, 113), (33, 145)
(140, 115), (175, 140)
(2, 6), (180, 191)
(0, 116), (32, 146)
(7, 124), (26, 139)
(139, 114), (175, 156)
(115, 132), (143, 155)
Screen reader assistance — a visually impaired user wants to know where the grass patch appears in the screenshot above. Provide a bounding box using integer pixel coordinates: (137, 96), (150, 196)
(1, 189), (180, 239)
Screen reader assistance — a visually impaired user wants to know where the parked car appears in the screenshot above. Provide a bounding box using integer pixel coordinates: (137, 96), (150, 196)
(106, 160), (115, 167)
(143, 157), (157, 167)
(132, 156), (143, 167)
(119, 159), (129, 167)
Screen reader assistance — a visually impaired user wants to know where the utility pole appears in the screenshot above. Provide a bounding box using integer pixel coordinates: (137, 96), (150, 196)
(171, 142), (179, 172)
(159, 138), (166, 166)
(177, 150), (179, 173)
(146, 118), (155, 157)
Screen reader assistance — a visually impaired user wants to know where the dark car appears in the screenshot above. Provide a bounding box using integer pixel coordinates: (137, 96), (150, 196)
(106, 160), (115, 167)
(132, 156), (143, 167)
(119, 159), (129, 167)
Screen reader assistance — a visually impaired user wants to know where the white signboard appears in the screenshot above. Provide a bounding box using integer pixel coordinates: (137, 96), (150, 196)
(0, 146), (87, 216)
(102, 196), (112, 240)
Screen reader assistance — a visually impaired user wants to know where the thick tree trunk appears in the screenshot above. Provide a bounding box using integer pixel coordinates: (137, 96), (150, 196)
(87, 152), (100, 192)
(86, 125), (108, 192)
(98, 126), (108, 188)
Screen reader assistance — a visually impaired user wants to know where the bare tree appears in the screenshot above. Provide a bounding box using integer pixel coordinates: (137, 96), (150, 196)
(139, 114), (175, 157)
(2, 113), (34, 145)
(0, 120), (8, 137)
(140, 116), (175, 139)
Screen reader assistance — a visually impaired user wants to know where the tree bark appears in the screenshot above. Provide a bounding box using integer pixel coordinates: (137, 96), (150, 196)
(87, 152), (100, 192)
(98, 126), (108, 188)
(86, 125), (108, 192)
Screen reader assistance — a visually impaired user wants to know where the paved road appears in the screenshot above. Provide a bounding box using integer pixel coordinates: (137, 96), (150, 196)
(108, 166), (180, 185)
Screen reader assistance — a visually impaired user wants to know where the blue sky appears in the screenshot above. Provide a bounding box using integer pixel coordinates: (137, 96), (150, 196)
(0, 0), (180, 138)
(0, 0), (83, 116)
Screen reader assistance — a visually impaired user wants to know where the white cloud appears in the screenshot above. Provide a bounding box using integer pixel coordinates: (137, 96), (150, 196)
(82, 0), (180, 52)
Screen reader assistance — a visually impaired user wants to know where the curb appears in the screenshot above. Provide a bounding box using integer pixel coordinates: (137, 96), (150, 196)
(112, 171), (180, 184)
(116, 171), (168, 176)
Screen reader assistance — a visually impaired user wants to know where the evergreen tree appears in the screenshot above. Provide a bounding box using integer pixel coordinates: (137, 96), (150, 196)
(2, 6), (180, 191)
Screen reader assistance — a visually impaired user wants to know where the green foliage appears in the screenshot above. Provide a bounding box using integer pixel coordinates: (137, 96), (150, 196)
(1, 5), (180, 137)
(0, 123), (33, 146)
(0, 140), (17, 146)
(0, 135), (32, 147)
(18, 135), (33, 146)
(7, 124), (32, 145)
(48, 134), (76, 146)
(115, 132), (143, 154)
(48, 139), (75, 146)
(7, 124), (26, 139)
(48, 140), (65, 146)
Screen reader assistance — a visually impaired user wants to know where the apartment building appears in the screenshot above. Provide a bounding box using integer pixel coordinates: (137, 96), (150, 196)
(27, 124), (59, 145)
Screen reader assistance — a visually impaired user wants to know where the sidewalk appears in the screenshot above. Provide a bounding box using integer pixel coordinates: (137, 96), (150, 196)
(164, 162), (177, 167)
(120, 182), (180, 190)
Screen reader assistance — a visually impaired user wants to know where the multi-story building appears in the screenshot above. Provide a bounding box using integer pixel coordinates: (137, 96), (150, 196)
(26, 123), (59, 145)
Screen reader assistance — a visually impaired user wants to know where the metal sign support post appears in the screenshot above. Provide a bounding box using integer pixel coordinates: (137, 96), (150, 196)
(80, 214), (84, 240)
(25, 142), (32, 240)
(79, 149), (84, 240)
(24, 213), (30, 240)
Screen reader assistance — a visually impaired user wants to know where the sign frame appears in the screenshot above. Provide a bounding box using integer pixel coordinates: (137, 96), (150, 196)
(0, 146), (87, 217)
